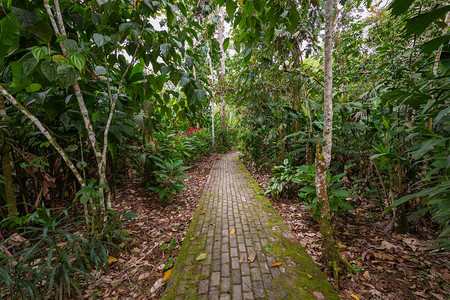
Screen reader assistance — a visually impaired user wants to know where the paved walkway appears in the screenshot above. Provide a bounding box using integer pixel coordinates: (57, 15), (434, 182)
(163, 152), (339, 299)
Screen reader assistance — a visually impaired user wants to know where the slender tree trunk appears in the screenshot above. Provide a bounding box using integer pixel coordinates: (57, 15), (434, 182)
(207, 38), (216, 146)
(0, 96), (17, 215)
(217, 6), (227, 131)
(315, 0), (353, 286)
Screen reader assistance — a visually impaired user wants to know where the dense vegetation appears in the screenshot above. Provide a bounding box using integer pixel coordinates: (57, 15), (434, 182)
(0, 0), (448, 298)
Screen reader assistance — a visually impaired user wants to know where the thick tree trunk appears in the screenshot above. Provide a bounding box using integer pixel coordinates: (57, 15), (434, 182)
(0, 96), (17, 215)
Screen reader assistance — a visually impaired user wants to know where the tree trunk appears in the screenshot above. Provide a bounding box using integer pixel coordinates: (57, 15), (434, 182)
(390, 161), (409, 233)
(0, 96), (17, 215)
(207, 37), (216, 146)
(217, 6), (227, 132)
(315, 0), (353, 286)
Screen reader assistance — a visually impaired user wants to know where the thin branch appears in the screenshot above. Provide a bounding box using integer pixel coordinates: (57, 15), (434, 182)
(43, 0), (60, 36)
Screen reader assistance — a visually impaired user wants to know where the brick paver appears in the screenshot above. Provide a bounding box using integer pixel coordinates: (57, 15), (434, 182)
(163, 152), (339, 299)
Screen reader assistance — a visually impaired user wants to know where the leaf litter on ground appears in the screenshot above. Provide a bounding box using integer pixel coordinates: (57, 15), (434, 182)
(81, 153), (223, 299)
(244, 161), (450, 300)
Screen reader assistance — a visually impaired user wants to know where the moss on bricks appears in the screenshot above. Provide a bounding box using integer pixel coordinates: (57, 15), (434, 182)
(237, 157), (340, 299)
(162, 194), (209, 300)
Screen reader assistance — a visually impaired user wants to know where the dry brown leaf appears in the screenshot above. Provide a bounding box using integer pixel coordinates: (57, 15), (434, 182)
(363, 271), (371, 281)
(163, 269), (172, 281)
(239, 256), (245, 263)
(138, 272), (150, 281)
(248, 251), (256, 263)
(312, 291), (325, 300)
(271, 262), (282, 267)
(373, 252), (395, 260)
(230, 228), (236, 235)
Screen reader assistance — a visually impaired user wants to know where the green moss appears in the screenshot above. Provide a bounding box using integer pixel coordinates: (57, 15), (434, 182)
(162, 194), (210, 299)
(237, 158), (339, 299)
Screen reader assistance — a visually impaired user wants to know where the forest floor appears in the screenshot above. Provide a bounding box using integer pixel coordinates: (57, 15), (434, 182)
(82, 152), (224, 299)
(245, 163), (450, 300)
(82, 152), (449, 300)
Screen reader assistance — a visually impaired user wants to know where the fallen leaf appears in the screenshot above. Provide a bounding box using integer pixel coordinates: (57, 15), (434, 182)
(307, 274), (313, 279)
(373, 252), (395, 260)
(108, 256), (118, 263)
(239, 256), (245, 263)
(163, 269), (172, 281)
(196, 253), (207, 261)
(312, 291), (325, 300)
(230, 228), (236, 235)
(351, 294), (360, 300)
(363, 271), (371, 281)
(272, 262), (282, 267)
(337, 243), (347, 249)
(150, 279), (164, 293)
(138, 272), (150, 280)
(248, 251), (256, 263)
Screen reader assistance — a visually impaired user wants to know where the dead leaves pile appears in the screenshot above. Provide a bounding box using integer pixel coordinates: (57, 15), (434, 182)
(81, 153), (222, 299)
(246, 165), (449, 300)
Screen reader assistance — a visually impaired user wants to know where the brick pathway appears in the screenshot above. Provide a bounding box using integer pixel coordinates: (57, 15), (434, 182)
(163, 152), (339, 299)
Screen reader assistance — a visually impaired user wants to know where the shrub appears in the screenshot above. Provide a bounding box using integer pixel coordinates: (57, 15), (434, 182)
(0, 208), (129, 299)
(148, 157), (190, 201)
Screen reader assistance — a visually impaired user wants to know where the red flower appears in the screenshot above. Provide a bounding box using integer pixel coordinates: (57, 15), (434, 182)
(186, 132), (190, 137)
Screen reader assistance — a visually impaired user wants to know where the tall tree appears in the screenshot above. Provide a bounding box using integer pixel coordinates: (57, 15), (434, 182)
(315, 0), (353, 285)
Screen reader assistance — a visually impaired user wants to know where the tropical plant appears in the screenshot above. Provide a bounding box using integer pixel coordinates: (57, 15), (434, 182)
(148, 157), (190, 202)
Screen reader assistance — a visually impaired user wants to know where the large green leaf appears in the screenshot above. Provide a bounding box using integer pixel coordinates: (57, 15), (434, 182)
(22, 56), (37, 74)
(93, 33), (110, 47)
(160, 43), (172, 57)
(57, 65), (78, 88)
(420, 34), (450, 54)
(226, 1), (237, 19)
(63, 39), (79, 53)
(11, 7), (38, 27)
(389, 0), (415, 16)
(405, 5), (450, 37)
(32, 46), (47, 62)
(40, 60), (58, 82)
(68, 53), (85, 71)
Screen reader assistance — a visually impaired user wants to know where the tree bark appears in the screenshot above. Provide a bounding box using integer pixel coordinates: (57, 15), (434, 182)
(315, 0), (353, 286)
(0, 96), (17, 215)
(217, 5), (227, 131)
(207, 40), (216, 146)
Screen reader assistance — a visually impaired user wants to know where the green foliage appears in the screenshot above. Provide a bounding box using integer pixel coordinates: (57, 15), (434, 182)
(148, 157), (190, 202)
(265, 159), (299, 198)
(0, 208), (127, 299)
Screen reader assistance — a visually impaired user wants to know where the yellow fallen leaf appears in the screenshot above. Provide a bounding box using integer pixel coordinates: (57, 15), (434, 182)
(248, 251), (256, 263)
(163, 269), (172, 281)
(337, 243), (347, 249)
(196, 253), (207, 261)
(351, 294), (360, 300)
(307, 274), (313, 279)
(271, 262), (282, 267)
(230, 228), (236, 235)
(108, 256), (118, 263)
